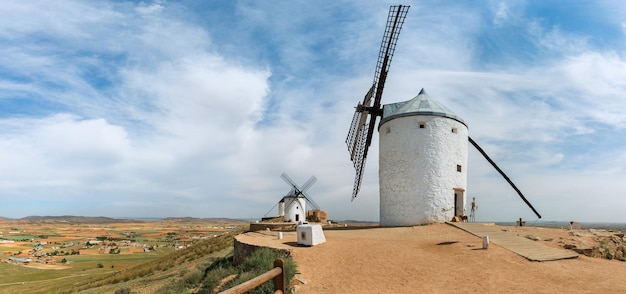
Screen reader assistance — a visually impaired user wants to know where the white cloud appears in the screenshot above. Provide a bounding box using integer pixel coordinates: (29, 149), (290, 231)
(0, 114), (129, 193)
(136, 2), (164, 16)
(0, 1), (275, 217)
(528, 21), (591, 54)
(557, 53), (626, 127)
(492, 1), (510, 26)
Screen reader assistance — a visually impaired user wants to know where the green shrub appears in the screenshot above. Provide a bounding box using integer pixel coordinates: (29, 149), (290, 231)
(182, 269), (204, 287)
(114, 287), (131, 294)
(224, 248), (297, 294)
(200, 267), (235, 293)
(199, 256), (237, 292)
(154, 283), (188, 294)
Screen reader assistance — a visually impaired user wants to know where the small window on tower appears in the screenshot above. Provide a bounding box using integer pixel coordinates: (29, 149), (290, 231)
(419, 122), (426, 128)
(452, 128), (457, 133)
(457, 165), (462, 172)
(385, 127), (391, 134)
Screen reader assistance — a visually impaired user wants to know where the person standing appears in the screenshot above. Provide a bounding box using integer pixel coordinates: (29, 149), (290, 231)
(470, 197), (478, 222)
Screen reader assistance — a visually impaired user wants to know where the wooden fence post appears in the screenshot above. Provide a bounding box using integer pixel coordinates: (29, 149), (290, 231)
(219, 258), (286, 294)
(273, 258), (286, 294)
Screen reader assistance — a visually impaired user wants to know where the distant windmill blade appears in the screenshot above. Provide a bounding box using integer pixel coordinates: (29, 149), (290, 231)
(280, 172), (299, 191)
(468, 136), (542, 219)
(302, 190), (321, 211)
(301, 176), (318, 192)
(279, 173), (321, 212)
(283, 196), (298, 210)
(264, 201), (279, 217)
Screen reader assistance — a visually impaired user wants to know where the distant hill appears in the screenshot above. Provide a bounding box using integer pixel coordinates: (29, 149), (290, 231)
(0, 215), (251, 225)
(19, 215), (139, 224)
(161, 217), (250, 223)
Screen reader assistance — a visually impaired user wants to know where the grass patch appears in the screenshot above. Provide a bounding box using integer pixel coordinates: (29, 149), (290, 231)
(0, 235), (38, 241)
(151, 247), (298, 294)
(199, 256), (238, 292)
(203, 248), (297, 294)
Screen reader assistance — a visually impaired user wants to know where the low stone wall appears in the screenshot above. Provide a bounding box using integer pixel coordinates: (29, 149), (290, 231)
(249, 222), (296, 232)
(233, 233), (290, 266)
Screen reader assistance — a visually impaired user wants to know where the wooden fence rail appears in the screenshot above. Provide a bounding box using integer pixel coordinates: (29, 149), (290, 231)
(219, 258), (286, 294)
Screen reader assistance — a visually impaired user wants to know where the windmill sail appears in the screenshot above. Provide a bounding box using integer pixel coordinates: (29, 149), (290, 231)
(280, 173), (321, 210)
(346, 5), (410, 200)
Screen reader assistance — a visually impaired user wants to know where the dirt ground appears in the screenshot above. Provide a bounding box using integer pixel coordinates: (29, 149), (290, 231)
(23, 263), (66, 270)
(242, 223), (626, 293)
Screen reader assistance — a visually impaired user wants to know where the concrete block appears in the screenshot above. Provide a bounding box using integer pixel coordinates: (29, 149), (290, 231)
(297, 224), (326, 246)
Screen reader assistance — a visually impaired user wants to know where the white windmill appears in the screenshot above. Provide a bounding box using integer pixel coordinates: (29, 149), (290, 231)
(277, 173), (320, 223)
(345, 5), (541, 226)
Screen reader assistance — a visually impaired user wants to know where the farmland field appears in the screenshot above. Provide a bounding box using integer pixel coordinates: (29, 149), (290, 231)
(0, 217), (248, 293)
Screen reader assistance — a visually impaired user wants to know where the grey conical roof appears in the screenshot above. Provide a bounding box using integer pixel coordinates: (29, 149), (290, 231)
(380, 88), (466, 127)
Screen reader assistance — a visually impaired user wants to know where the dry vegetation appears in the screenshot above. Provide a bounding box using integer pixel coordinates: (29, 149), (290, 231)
(72, 227), (297, 294)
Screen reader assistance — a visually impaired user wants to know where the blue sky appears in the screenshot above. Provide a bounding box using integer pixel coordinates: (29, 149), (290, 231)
(1, 0), (626, 222)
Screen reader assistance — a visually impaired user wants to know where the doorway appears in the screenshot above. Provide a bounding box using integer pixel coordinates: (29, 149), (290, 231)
(453, 188), (465, 217)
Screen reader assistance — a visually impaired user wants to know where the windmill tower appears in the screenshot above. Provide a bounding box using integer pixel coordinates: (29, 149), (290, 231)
(280, 194), (306, 223)
(346, 5), (541, 226)
(379, 89), (468, 225)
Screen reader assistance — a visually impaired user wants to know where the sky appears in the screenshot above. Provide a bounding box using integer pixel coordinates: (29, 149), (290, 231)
(1, 0), (626, 223)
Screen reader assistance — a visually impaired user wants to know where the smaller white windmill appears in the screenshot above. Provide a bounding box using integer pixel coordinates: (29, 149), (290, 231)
(278, 173), (320, 223)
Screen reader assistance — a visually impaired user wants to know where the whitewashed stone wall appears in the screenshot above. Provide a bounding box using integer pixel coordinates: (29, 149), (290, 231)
(283, 197), (306, 223)
(379, 115), (468, 226)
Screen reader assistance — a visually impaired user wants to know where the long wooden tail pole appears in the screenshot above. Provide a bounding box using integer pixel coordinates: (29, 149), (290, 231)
(468, 136), (542, 219)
